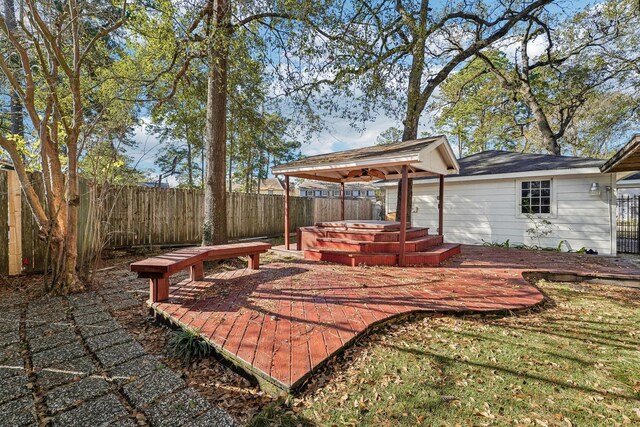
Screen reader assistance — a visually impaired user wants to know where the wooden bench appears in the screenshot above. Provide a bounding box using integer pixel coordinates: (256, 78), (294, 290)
(130, 242), (272, 302)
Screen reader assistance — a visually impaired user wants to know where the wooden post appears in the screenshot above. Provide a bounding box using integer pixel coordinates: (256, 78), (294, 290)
(7, 171), (22, 275)
(190, 262), (204, 281)
(438, 174), (444, 236)
(398, 165), (408, 267)
(340, 181), (345, 221)
(248, 253), (260, 270)
(284, 175), (290, 250)
(149, 277), (169, 303)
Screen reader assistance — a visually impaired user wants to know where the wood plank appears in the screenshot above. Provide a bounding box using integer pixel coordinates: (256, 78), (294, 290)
(0, 171), (8, 276)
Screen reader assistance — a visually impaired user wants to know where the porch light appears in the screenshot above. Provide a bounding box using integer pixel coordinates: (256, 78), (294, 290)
(589, 182), (601, 195)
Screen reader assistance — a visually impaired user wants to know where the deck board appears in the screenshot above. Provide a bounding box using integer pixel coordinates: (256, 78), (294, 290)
(149, 246), (639, 391)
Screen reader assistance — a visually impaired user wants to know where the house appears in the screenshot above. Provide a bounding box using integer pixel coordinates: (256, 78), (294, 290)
(298, 181), (378, 201)
(378, 150), (622, 255)
(230, 178), (292, 195)
(140, 181), (170, 189)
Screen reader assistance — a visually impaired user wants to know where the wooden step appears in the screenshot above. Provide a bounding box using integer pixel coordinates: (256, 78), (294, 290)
(304, 243), (461, 267)
(324, 227), (429, 242)
(315, 220), (401, 231)
(404, 243), (461, 265)
(315, 235), (444, 253)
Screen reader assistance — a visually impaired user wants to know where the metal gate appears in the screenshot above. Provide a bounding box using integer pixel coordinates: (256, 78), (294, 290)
(617, 194), (640, 254)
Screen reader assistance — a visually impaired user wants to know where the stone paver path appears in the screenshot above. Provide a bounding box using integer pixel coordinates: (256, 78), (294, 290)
(0, 281), (236, 427)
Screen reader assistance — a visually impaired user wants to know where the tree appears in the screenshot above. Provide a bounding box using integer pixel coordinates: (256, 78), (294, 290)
(286, 0), (554, 223)
(151, 1), (329, 245)
(151, 76), (207, 188)
(0, 0), (127, 293)
(475, 0), (640, 155)
(376, 127), (403, 145)
(431, 54), (533, 156)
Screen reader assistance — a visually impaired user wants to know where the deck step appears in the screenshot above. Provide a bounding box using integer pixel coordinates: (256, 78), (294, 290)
(315, 235), (443, 253)
(304, 243), (461, 267)
(323, 227), (429, 242)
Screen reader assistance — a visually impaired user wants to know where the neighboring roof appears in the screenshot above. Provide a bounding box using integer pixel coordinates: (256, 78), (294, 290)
(617, 172), (640, 188)
(141, 181), (170, 188)
(273, 136), (460, 182)
(376, 150), (605, 186)
(260, 178), (285, 191)
(231, 178), (290, 192)
(298, 181), (377, 190)
(601, 134), (640, 173)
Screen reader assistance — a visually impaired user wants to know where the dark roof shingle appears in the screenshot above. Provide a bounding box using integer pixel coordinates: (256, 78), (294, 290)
(414, 150), (604, 180)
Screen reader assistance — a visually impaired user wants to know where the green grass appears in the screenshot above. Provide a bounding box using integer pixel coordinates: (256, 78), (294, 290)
(251, 281), (640, 426)
(168, 328), (213, 365)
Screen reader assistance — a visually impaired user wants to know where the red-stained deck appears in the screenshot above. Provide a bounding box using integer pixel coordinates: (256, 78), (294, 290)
(149, 245), (640, 391)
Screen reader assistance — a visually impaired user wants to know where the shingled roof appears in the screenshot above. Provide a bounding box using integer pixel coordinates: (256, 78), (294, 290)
(276, 137), (442, 169)
(375, 150), (605, 185)
(444, 150), (604, 177)
(272, 136), (459, 182)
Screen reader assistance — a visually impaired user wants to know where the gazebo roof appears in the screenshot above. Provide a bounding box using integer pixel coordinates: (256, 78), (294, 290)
(272, 135), (459, 182)
(601, 134), (640, 173)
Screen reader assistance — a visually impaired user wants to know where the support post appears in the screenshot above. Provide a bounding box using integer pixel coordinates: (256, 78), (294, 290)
(190, 262), (204, 281)
(340, 181), (345, 221)
(398, 165), (408, 267)
(284, 175), (290, 250)
(248, 253), (260, 270)
(149, 277), (169, 303)
(438, 174), (444, 236)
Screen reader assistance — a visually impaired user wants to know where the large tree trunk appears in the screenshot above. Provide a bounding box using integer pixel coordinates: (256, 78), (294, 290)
(203, 0), (230, 246)
(519, 86), (561, 155)
(395, 27), (426, 225)
(4, 0), (23, 139)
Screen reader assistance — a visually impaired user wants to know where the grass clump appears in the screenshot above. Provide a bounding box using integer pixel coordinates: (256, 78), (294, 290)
(168, 328), (212, 365)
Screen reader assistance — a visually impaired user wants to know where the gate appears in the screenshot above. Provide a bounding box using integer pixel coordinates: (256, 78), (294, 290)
(617, 194), (640, 254)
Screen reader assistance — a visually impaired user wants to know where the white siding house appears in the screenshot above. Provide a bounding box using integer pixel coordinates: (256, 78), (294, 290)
(381, 151), (619, 255)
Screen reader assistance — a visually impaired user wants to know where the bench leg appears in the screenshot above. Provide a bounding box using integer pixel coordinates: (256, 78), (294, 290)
(149, 277), (169, 303)
(190, 262), (204, 281)
(248, 253), (260, 270)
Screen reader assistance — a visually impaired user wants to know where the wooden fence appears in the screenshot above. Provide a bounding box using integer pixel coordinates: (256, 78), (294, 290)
(0, 171), (7, 276)
(0, 169), (374, 274)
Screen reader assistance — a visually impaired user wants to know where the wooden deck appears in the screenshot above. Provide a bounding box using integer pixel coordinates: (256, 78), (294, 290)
(149, 246), (640, 392)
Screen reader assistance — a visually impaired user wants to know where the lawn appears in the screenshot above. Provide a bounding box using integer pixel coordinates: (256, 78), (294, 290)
(251, 280), (640, 426)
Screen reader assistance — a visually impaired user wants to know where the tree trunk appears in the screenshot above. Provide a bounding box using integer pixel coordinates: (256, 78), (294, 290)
(186, 123), (193, 186)
(227, 116), (233, 192)
(4, 0), (23, 139)
(203, 0), (230, 246)
(519, 86), (561, 155)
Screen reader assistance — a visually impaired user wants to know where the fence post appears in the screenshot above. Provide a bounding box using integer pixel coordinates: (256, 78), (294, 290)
(7, 171), (22, 275)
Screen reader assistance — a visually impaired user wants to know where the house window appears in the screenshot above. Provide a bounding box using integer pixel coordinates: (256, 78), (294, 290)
(521, 180), (551, 214)
(314, 190), (321, 197)
(352, 190), (360, 197)
(267, 189), (273, 195)
(345, 190), (352, 196)
(367, 190), (375, 196)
